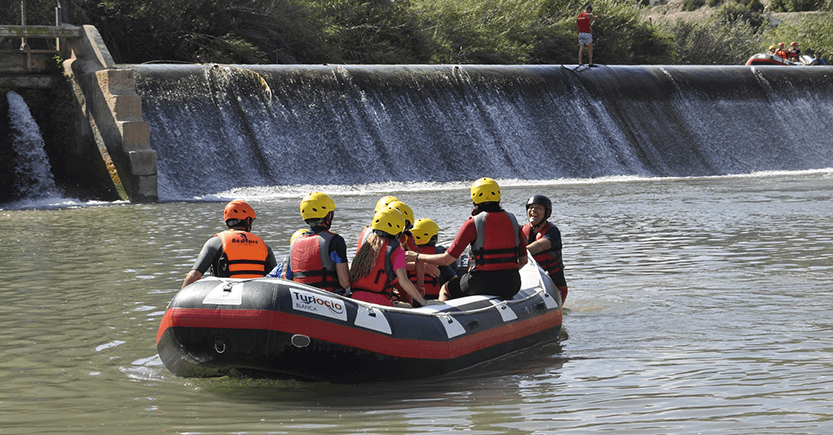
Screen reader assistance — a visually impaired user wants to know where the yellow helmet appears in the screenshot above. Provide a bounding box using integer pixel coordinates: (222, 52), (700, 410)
(412, 218), (439, 245)
(387, 200), (414, 228)
(300, 192), (335, 220)
(290, 228), (309, 244)
(374, 195), (399, 212)
(470, 177), (501, 204)
(371, 206), (405, 237)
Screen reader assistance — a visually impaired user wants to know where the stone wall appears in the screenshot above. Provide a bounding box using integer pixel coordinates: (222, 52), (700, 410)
(63, 25), (157, 202)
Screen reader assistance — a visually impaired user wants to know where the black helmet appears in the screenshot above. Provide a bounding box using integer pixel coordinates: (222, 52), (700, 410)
(525, 195), (552, 220)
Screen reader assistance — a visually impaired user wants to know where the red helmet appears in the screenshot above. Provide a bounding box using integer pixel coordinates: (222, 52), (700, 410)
(223, 200), (256, 224)
(790, 41), (797, 46)
(778, 42), (785, 47)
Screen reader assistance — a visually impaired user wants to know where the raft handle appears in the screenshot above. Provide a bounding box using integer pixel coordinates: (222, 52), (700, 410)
(213, 340), (226, 354)
(291, 334), (311, 348)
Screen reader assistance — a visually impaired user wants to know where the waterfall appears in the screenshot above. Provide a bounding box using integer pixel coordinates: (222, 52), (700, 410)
(130, 64), (833, 201)
(7, 91), (58, 200)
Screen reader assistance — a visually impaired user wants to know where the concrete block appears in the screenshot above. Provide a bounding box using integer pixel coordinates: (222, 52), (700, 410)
(119, 121), (151, 150)
(128, 149), (158, 176)
(135, 175), (158, 202)
(128, 150), (156, 176)
(98, 68), (137, 95)
(111, 94), (143, 121)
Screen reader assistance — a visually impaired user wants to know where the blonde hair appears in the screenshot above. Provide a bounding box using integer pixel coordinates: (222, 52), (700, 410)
(350, 233), (386, 282)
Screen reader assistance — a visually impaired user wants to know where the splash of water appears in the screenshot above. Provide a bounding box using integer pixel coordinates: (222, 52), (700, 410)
(7, 91), (58, 199)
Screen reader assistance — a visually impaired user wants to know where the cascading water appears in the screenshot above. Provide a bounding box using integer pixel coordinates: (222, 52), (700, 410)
(7, 91), (58, 200)
(130, 64), (833, 201)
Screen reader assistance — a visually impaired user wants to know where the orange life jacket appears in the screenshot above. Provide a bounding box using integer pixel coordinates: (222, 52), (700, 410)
(350, 237), (399, 298)
(470, 211), (521, 272)
(288, 230), (339, 291)
(215, 230), (269, 278)
(521, 221), (564, 276)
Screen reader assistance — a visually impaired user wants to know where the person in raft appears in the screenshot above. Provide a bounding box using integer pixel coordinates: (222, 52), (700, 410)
(357, 195), (400, 244)
(182, 200), (278, 288)
(408, 218), (458, 300)
(266, 228), (307, 279)
(407, 177), (528, 301)
(349, 206), (436, 308)
(386, 200), (427, 303)
(521, 195), (569, 304)
(576, 5), (600, 65)
(357, 196), (429, 302)
(775, 42), (788, 59)
(279, 192), (351, 295)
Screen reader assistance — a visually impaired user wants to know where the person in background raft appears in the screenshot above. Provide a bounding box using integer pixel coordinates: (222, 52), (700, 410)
(182, 200), (278, 288)
(349, 206), (437, 308)
(775, 42), (788, 60)
(521, 195), (569, 304)
(788, 41), (801, 62)
(281, 192), (351, 295)
(576, 5), (600, 66)
(809, 51), (827, 65)
(408, 218), (458, 299)
(407, 178), (527, 301)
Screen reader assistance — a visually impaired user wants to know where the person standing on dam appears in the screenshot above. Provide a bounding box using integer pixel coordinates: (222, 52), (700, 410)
(577, 5), (600, 65)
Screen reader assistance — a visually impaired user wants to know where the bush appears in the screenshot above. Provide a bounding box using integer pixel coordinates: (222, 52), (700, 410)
(682, 0), (706, 11)
(769, 0), (827, 11)
(12, 0), (680, 65)
(716, 2), (767, 31)
(661, 18), (764, 64)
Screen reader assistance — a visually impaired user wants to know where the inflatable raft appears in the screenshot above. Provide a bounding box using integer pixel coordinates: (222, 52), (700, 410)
(156, 257), (562, 382)
(745, 53), (813, 66)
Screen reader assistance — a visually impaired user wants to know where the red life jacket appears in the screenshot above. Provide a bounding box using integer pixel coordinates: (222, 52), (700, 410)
(521, 221), (564, 276)
(350, 237), (399, 298)
(470, 211), (521, 272)
(288, 230), (339, 291)
(407, 245), (444, 297)
(215, 230), (269, 278)
(356, 226), (371, 251)
(577, 11), (593, 33)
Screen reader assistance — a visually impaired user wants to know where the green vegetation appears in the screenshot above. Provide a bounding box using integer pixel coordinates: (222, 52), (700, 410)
(2, 0), (832, 65)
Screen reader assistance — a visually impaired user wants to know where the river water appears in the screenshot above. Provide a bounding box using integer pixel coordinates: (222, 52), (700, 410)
(2, 171), (832, 434)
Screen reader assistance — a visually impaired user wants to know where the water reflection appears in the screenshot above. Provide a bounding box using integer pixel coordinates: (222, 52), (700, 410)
(1, 172), (832, 434)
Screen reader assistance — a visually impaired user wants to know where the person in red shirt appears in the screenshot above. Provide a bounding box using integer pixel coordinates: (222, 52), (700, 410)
(576, 5), (600, 65)
(788, 42), (801, 62)
(407, 178), (528, 301)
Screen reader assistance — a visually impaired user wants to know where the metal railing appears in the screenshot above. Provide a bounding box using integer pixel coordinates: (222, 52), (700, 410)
(2, 1), (80, 54)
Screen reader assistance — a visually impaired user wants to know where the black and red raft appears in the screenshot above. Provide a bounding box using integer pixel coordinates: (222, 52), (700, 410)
(156, 258), (562, 382)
